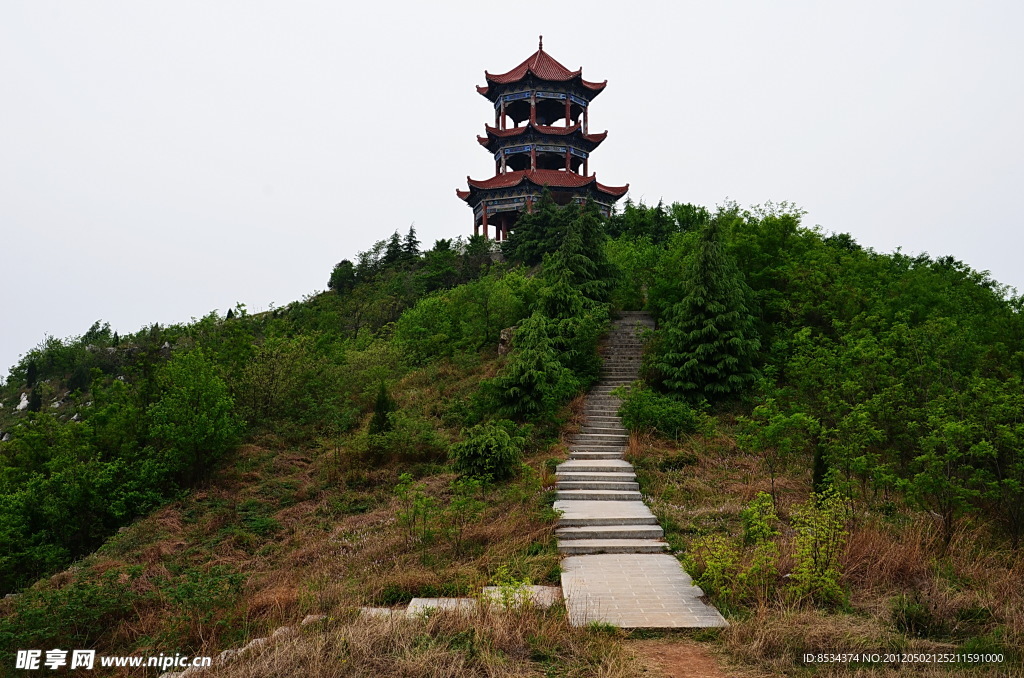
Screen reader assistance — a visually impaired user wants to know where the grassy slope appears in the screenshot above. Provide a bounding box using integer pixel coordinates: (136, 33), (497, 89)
(628, 422), (1023, 677)
(0, 351), (652, 677)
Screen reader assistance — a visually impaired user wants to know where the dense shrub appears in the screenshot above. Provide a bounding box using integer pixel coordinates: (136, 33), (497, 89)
(449, 420), (525, 480)
(616, 385), (707, 439)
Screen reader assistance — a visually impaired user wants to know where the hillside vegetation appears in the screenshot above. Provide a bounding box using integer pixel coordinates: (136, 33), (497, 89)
(1, 196), (1021, 676)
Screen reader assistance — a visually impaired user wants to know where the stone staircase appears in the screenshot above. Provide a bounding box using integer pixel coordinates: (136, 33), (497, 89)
(555, 311), (729, 628)
(554, 311), (661, 554)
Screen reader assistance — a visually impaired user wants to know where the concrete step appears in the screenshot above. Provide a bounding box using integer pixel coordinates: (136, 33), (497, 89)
(557, 459), (633, 472)
(556, 472), (636, 482)
(569, 444), (626, 452)
(571, 438), (628, 446)
(569, 451), (624, 460)
(556, 524), (665, 540)
(555, 489), (642, 501)
(557, 539), (668, 555)
(556, 480), (640, 491)
(579, 426), (626, 435)
(554, 499), (658, 526)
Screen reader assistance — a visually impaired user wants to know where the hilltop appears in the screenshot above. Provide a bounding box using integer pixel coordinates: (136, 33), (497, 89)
(1, 197), (1022, 676)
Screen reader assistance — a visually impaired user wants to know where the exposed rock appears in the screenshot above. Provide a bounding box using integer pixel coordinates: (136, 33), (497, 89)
(272, 626), (297, 639)
(16, 393), (28, 411)
(300, 614), (326, 627)
(498, 327), (515, 356)
(50, 400), (62, 408)
(241, 637), (268, 653)
(215, 649), (237, 665)
(1, 434), (9, 442)
(71, 413), (81, 421)
(118, 527), (129, 533)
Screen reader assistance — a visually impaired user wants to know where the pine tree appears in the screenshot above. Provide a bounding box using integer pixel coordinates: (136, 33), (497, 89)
(25, 359), (38, 388)
(368, 382), (396, 435)
(383, 231), (403, 266)
(112, 331), (120, 346)
(502, 191), (569, 265)
(402, 225), (421, 261)
(27, 387), (42, 413)
(653, 214), (760, 402)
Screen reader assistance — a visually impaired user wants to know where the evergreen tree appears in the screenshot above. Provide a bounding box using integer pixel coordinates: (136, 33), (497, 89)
(368, 382), (395, 435)
(328, 259), (357, 294)
(502, 191), (569, 265)
(25, 360), (37, 388)
(402, 225), (421, 261)
(557, 200), (613, 303)
(383, 231), (404, 266)
(112, 331), (120, 346)
(27, 387), (42, 413)
(652, 214), (760, 402)
(225, 308), (234, 320)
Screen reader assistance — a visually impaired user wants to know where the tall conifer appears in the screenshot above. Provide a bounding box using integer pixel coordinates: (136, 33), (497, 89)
(653, 214), (759, 402)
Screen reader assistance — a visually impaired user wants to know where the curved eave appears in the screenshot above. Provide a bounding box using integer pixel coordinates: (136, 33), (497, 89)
(477, 76), (607, 102)
(459, 170), (628, 204)
(595, 181), (629, 198)
(476, 124), (609, 152)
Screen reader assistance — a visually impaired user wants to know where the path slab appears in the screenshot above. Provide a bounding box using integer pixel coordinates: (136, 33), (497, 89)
(561, 554), (729, 628)
(554, 499), (657, 526)
(480, 585), (562, 608)
(407, 598), (477, 614)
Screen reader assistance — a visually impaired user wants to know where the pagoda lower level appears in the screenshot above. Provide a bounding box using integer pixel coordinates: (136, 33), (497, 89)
(456, 38), (628, 240)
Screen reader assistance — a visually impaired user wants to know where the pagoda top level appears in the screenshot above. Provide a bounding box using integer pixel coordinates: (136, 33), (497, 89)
(476, 37), (607, 101)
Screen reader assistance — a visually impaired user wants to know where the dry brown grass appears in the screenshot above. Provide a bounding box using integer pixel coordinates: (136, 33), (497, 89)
(626, 419), (1023, 676)
(212, 606), (642, 678)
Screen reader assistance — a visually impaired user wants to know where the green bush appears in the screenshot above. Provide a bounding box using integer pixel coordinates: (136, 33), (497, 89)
(788, 489), (848, 607)
(449, 420), (525, 481)
(616, 385), (706, 439)
(740, 491), (780, 545)
(483, 314), (580, 421)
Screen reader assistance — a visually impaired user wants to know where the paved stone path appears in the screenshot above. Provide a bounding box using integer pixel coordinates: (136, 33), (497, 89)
(555, 312), (728, 629)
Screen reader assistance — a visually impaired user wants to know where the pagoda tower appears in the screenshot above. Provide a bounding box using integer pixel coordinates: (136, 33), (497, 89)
(456, 38), (628, 240)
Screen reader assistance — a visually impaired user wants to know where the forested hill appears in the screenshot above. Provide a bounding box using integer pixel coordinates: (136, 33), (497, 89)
(1, 196), (1022, 673)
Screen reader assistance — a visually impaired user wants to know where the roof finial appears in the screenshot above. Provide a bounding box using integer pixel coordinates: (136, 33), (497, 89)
(539, 35), (543, 50)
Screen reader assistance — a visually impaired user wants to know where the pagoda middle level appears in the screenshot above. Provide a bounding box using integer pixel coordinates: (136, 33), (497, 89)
(457, 38), (628, 240)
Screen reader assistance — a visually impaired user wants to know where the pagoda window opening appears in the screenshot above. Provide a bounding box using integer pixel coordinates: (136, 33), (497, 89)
(535, 150), (567, 172)
(504, 99), (531, 127)
(535, 98), (570, 127)
(505, 151), (532, 172)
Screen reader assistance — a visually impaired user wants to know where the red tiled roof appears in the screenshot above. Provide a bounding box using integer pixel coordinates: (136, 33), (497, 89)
(478, 48), (607, 95)
(460, 170), (628, 198)
(478, 123), (608, 143)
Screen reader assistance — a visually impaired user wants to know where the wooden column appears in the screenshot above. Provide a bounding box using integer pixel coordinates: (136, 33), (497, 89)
(530, 147), (536, 171)
(482, 203), (489, 239)
(583, 107), (588, 134)
(565, 99), (571, 127)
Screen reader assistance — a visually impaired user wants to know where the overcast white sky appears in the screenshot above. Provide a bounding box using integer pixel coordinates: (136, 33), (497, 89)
(2, 1), (1022, 381)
